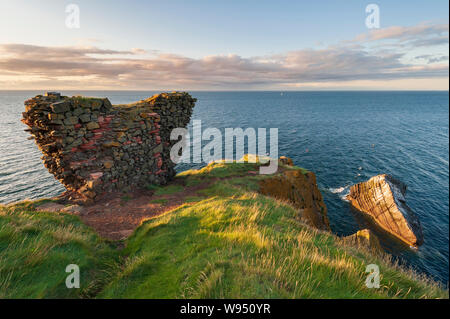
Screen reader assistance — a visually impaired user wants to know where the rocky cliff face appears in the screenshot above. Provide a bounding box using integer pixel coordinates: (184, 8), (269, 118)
(259, 168), (330, 231)
(343, 229), (383, 254)
(22, 92), (195, 203)
(347, 174), (423, 247)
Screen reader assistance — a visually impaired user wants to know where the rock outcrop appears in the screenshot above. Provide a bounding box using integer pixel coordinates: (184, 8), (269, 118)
(259, 168), (330, 231)
(343, 229), (383, 254)
(278, 156), (294, 166)
(22, 92), (196, 203)
(346, 174), (423, 247)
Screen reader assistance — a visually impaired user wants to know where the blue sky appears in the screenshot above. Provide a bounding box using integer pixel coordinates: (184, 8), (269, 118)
(0, 0), (448, 90)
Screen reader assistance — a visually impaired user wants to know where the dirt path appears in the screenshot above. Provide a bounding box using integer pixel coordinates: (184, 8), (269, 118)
(35, 179), (211, 240)
(36, 169), (267, 241)
(76, 172), (263, 240)
(78, 180), (211, 240)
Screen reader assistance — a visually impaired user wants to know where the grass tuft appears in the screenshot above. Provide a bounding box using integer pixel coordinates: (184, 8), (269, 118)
(0, 203), (117, 298)
(98, 167), (448, 299)
(150, 199), (168, 205)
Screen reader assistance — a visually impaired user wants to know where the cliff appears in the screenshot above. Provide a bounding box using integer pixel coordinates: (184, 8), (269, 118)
(347, 174), (424, 247)
(343, 229), (383, 254)
(3, 92), (442, 298)
(22, 92), (195, 203)
(259, 169), (330, 231)
(31, 156), (330, 240)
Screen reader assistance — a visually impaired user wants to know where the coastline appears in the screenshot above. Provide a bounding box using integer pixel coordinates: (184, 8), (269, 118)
(0, 159), (447, 298)
(0, 90), (448, 293)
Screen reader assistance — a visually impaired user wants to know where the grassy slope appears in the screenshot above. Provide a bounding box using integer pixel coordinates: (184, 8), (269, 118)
(1, 162), (447, 298)
(0, 200), (117, 298)
(100, 162), (447, 299)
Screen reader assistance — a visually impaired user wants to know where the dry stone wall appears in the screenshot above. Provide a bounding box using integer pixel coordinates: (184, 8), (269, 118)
(22, 92), (196, 203)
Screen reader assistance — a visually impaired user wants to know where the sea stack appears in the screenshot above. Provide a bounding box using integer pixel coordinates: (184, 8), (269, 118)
(346, 174), (423, 247)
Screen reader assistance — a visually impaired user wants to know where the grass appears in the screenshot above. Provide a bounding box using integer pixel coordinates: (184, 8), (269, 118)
(150, 199), (168, 205)
(0, 201), (117, 298)
(121, 195), (132, 202)
(183, 196), (205, 203)
(177, 161), (260, 179)
(98, 162), (447, 299)
(146, 184), (184, 195)
(1, 161), (447, 299)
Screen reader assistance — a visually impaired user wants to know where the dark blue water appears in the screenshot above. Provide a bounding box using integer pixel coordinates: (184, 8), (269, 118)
(0, 91), (448, 285)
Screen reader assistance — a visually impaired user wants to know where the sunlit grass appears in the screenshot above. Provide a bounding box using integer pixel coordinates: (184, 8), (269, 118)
(0, 202), (117, 298)
(1, 161), (447, 299)
(99, 168), (447, 299)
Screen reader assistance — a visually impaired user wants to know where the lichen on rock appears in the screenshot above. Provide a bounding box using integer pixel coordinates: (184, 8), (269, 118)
(278, 156), (293, 166)
(343, 229), (383, 254)
(259, 167), (330, 231)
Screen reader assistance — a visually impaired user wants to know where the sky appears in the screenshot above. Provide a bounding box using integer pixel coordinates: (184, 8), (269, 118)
(0, 0), (448, 90)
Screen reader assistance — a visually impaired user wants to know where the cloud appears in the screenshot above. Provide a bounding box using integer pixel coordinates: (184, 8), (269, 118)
(130, 48), (147, 55)
(0, 22), (448, 89)
(355, 23), (448, 42)
(408, 35), (449, 47)
(415, 54), (449, 63)
(0, 43), (137, 58)
(353, 23), (449, 48)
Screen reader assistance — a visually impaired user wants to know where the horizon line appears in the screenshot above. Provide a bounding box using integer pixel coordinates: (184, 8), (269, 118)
(1, 89), (449, 92)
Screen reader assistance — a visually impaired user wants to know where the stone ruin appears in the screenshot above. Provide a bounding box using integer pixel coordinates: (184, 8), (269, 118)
(22, 92), (196, 203)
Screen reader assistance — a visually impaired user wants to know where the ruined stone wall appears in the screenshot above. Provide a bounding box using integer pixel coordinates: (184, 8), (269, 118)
(22, 92), (196, 203)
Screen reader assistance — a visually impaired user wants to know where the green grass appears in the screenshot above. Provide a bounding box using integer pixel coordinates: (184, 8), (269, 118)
(98, 163), (447, 298)
(0, 201), (117, 298)
(1, 161), (447, 299)
(150, 199), (168, 205)
(121, 195), (132, 202)
(146, 184), (184, 195)
(145, 184), (159, 191)
(155, 185), (184, 195)
(183, 196), (205, 203)
(177, 161), (259, 179)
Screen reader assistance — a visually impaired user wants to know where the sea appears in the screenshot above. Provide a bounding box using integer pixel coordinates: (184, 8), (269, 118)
(0, 90), (448, 285)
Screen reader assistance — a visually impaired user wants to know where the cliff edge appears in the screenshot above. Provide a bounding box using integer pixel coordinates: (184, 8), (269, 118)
(259, 169), (330, 231)
(1, 159), (445, 298)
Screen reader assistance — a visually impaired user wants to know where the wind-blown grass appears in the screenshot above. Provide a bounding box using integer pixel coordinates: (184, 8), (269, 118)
(99, 164), (447, 298)
(1, 162), (447, 299)
(0, 200), (117, 298)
